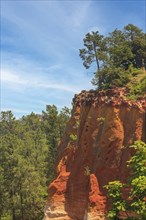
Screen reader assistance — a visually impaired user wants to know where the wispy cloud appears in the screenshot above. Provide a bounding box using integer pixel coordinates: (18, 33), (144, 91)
(1, 69), (78, 93)
(1, 50), (92, 93)
(2, 70), (27, 85)
(1, 0), (145, 117)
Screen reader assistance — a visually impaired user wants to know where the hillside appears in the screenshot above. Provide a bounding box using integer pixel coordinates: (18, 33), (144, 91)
(43, 87), (146, 220)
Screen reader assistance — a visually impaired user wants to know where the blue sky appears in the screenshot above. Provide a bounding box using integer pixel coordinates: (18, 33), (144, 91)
(1, 0), (145, 118)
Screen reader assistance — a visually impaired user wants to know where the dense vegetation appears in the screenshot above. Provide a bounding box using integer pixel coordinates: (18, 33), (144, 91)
(1, 24), (145, 220)
(79, 24), (146, 218)
(79, 24), (146, 98)
(0, 106), (70, 220)
(104, 141), (146, 219)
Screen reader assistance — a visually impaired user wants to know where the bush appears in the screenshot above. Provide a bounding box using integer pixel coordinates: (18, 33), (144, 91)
(92, 65), (131, 90)
(104, 141), (146, 219)
(127, 68), (146, 100)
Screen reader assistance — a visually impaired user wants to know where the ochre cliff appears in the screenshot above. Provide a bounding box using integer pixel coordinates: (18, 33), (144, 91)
(44, 88), (146, 220)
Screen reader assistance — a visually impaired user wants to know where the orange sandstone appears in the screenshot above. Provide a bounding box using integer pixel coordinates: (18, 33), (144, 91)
(44, 88), (146, 220)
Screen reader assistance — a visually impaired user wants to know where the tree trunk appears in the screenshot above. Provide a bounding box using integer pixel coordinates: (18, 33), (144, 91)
(11, 188), (16, 220)
(20, 184), (25, 220)
(93, 42), (100, 71)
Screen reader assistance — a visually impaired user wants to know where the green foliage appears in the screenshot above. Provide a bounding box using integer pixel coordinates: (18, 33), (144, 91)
(104, 181), (124, 198)
(80, 24), (146, 94)
(92, 65), (131, 90)
(97, 117), (105, 125)
(127, 141), (146, 216)
(1, 214), (11, 220)
(42, 105), (70, 183)
(84, 166), (91, 176)
(0, 111), (48, 219)
(127, 69), (146, 100)
(0, 107), (70, 220)
(73, 120), (80, 129)
(124, 24), (146, 69)
(107, 28), (134, 69)
(70, 133), (77, 141)
(79, 31), (107, 71)
(104, 141), (146, 219)
(128, 141), (146, 177)
(70, 120), (80, 142)
(104, 181), (126, 218)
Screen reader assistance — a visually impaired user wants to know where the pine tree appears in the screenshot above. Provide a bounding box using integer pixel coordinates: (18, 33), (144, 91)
(79, 31), (107, 72)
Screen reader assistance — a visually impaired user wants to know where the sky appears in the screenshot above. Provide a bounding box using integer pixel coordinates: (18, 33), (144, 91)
(1, 0), (145, 118)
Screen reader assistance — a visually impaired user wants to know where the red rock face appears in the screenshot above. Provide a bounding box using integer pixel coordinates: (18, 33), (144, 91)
(44, 88), (146, 220)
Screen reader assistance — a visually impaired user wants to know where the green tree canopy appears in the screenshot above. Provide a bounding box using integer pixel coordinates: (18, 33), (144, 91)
(79, 31), (107, 71)
(79, 24), (146, 92)
(0, 106), (70, 220)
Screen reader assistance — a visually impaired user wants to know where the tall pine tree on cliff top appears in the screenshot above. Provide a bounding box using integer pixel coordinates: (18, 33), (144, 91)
(79, 24), (146, 91)
(79, 31), (107, 72)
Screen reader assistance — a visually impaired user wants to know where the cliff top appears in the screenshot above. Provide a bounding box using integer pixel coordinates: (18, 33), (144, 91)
(73, 87), (146, 110)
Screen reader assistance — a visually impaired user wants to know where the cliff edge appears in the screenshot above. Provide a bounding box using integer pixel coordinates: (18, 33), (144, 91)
(44, 87), (146, 220)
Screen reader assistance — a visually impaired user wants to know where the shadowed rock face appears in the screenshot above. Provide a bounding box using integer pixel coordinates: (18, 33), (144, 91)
(44, 88), (146, 220)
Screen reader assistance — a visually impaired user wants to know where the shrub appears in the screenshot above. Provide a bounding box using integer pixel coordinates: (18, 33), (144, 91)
(104, 141), (146, 219)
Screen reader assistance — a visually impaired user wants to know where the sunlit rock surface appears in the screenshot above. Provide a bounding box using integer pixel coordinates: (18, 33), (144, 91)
(44, 88), (146, 220)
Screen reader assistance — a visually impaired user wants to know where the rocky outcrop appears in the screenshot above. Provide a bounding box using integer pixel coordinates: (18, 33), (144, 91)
(44, 88), (146, 220)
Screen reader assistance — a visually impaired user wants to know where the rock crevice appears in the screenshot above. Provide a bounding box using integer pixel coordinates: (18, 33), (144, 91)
(44, 88), (146, 220)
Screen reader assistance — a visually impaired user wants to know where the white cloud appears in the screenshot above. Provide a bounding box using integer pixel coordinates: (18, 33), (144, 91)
(1, 70), (28, 85)
(1, 0), (145, 119)
(1, 50), (92, 96)
(1, 69), (78, 93)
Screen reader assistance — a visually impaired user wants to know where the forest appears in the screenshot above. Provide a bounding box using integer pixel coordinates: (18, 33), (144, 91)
(0, 106), (70, 220)
(0, 24), (146, 219)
